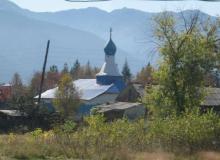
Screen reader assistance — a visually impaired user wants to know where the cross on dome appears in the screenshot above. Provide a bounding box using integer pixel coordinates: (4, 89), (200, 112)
(104, 27), (116, 56)
(110, 27), (112, 39)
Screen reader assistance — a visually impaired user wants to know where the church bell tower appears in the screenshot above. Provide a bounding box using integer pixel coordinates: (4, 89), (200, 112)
(96, 28), (125, 91)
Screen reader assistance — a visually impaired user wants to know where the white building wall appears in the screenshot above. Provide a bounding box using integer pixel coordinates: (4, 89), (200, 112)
(97, 53), (120, 76)
(105, 54), (115, 62)
(97, 62), (120, 76)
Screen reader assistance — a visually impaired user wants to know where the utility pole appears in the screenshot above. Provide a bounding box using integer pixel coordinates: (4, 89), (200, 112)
(38, 40), (50, 105)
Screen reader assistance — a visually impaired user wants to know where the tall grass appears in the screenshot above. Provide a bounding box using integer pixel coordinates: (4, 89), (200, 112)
(0, 111), (220, 159)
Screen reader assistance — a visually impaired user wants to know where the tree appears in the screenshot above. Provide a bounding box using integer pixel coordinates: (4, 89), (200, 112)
(122, 59), (132, 84)
(9, 73), (33, 112)
(70, 60), (100, 79)
(136, 62), (154, 85)
(47, 65), (61, 89)
(29, 72), (42, 97)
(93, 67), (100, 75)
(49, 65), (58, 73)
(53, 74), (80, 120)
(70, 59), (81, 80)
(11, 72), (24, 97)
(83, 61), (93, 78)
(61, 63), (69, 75)
(146, 11), (219, 116)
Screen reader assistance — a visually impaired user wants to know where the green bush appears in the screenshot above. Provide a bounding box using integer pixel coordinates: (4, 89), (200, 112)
(71, 111), (220, 156)
(61, 120), (77, 133)
(1, 111), (220, 159)
(147, 109), (220, 153)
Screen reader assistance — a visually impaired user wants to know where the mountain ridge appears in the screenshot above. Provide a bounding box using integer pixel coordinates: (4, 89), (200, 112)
(0, 0), (217, 83)
(0, 2), (131, 83)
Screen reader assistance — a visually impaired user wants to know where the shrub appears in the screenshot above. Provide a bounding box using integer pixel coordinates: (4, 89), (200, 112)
(0, 112), (220, 159)
(62, 120), (77, 133)
(147, 109), (220, 153)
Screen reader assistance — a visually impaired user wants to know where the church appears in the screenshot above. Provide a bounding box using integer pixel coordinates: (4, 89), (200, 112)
(37, 29), (126, 114)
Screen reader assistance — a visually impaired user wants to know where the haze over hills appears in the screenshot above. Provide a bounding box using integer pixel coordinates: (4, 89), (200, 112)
(0, 0), (132, 83)
(0, 0), (216, 83)
(25, 7), (213, 63)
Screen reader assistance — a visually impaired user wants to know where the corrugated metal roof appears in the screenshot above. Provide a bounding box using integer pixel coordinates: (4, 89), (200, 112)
(0, 110), (27, 117)
(97, 102), (142, 112)
(35, 79), (119, 101)
(36, 87), (58, 99)
(75, 79), (118, 100)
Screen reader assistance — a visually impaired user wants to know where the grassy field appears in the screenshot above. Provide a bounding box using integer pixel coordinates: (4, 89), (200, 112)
(1, 142), (220, 160)
(0, 112), (220, 160)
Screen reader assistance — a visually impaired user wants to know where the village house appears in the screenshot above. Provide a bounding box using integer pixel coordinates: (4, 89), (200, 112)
(95, 102), (146, 121)
(0, 83), (12, 107)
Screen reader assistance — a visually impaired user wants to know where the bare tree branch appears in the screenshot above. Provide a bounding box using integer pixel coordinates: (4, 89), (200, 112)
(177, 11), (200, 52)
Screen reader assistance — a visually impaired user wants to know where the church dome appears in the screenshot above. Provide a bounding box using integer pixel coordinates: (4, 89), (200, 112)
(104, 28), (116, 56)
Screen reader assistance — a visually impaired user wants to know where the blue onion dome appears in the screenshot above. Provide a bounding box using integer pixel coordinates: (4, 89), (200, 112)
(104, 28), (117, 56)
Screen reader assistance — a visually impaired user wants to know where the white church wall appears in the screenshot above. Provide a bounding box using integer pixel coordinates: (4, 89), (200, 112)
(105, 55), (115, 62)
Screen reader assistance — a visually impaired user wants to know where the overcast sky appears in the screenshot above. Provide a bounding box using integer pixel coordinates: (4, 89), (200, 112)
(9, 0), (220, 16)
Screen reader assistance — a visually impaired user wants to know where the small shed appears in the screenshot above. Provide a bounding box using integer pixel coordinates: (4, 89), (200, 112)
(0, 110), (28, 131)
(201, 88), (220, 112)
(0, 110), (27, 117)
(96, 102), (146, 121)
